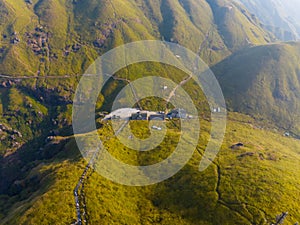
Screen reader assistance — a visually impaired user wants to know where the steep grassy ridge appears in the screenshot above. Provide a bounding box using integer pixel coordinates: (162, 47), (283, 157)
(0, 0), (274, 76)
(213, 42), (300, 134)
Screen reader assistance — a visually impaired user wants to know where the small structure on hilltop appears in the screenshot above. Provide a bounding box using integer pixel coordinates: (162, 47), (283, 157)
(131, 112), (148, 120)
(103, 108), (140, 121)
(148, 112), (165, 121)
(167, 108), (187, 119)
(212, 107), (221, 113)
(103, 108), (192, 122)
(230, 142), (244, 150)
(151, 126), (162, 131)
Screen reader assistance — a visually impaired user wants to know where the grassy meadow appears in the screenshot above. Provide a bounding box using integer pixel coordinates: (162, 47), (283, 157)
(0, 113), (299, 224)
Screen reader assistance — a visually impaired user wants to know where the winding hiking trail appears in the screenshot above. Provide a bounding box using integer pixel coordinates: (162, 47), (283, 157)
(73, 120), (128, 225)
(74, 148), (100, 225)
(71, 70), (197, 224)
(165, 28), (213, 109)
(195, 146), (268, 224)
(165, 74), (192, 105)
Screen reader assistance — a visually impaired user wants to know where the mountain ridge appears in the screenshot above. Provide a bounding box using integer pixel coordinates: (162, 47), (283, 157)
(0, 1), (300, 224)
(234, 0), (300, 41)
(213, 41), (300, 134)
(0, 0), (275, 76)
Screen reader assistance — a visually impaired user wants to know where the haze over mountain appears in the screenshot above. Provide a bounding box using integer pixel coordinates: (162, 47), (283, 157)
(0, 0), (300, 224)
(235, 0), (300, 41)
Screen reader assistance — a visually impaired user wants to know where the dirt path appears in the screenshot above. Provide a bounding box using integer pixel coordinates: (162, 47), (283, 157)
(73, 147), (100, 225)
(73, 120), (128, 225)
(165, 74), (192, 106)
(195, 147), (267, 224)
(165, 28), (212, 109)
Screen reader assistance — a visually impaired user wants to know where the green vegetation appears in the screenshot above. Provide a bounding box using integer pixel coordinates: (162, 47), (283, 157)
(0, 81), (76, 157)
(213, 42), (300, 135)
(0, 113), (299, 224)
(0, 0), (275, 77)
(0, 0), (300, 224)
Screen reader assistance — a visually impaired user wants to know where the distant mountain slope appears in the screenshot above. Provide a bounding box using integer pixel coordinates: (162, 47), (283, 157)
(213, 42), (300, 134)
(0, 0), (274, 76)
(234, 0), (300, 41)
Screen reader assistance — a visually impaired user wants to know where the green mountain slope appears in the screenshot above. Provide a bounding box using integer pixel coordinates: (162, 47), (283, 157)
(206, 0), (273, 51)
(0, 0), (299, 224)
(0, 114), (299, 224)
(213, 42), (300, 134)
(0, 0), (274, 76)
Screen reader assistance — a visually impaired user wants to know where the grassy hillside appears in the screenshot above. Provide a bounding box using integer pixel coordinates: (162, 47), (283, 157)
(213, 42), (300, 135)
(0, 81), (77, 169)
(207, 0), (274, 51)
(0, 113), (299, 224)
(1, 0), (299, 224)
(0, 0), (275, 76)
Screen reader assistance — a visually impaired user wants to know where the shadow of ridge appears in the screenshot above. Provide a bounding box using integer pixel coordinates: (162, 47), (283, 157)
(0, 135), (82, 222)
(0, 82), (79, 195)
